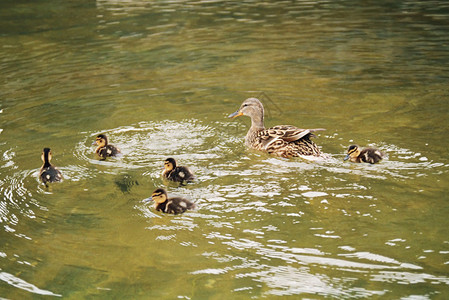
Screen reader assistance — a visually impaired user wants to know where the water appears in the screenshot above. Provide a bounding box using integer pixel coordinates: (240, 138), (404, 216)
(1, 0), (449, 298)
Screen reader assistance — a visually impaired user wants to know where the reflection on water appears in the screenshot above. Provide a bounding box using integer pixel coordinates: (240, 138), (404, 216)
(1, 0), (449, 298)
(0, 271), (61, 297)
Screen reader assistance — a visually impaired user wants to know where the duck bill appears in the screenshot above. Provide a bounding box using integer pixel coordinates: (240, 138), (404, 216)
(92, 141), (97, 146)
(228, 110), (243, 118)
(143, 197), (153, 203)
(344, 154), (350, 161)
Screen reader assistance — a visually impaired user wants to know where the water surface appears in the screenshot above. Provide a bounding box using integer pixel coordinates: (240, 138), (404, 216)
(1, 0), (449, 298)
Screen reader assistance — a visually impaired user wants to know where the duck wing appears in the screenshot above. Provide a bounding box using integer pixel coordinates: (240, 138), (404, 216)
(254, 125), (324, 157)
(98, 145), (121, 158)
(40, 166), (63, 184)
(262, 125), (325, 142)
(360, 148), (384, 164)
(168, 166), (195, 183)
(166, 198), (196, 215)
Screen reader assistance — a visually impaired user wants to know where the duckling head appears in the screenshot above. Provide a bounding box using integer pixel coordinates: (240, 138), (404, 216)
(151, 188), (168, 204)
(164, 158), (177, 172)
(93, 134), (108, 147)
(41, 148), (52, 163)
(344, 145), (361, 161)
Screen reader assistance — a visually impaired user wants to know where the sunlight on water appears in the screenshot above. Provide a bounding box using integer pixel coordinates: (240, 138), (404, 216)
(1, 0), (449, 298)
(1, 116), (448, 298)
(0, 272), (61, 297)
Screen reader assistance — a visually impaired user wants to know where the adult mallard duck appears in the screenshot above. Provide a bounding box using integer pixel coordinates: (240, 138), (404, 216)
(147, 188), (196, 215)
(344, 145), (384, 164)
(92, 134), (121, 159)
(39, 148), (62, 185)
(228, 98), (325, 158)
(162, 158), (195, 184)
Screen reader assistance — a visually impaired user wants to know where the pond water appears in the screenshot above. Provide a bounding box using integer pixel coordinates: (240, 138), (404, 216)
(1, 0), (449, 298)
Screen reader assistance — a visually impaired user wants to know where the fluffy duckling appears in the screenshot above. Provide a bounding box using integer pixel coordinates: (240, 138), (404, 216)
(148, 188), (196, 215)
(92, 134), (121, 159)
(229, 98), (326, 159)
(162, 158), (195, 183)
(39, 148), (62, 185)
(344, 145), (384, 164)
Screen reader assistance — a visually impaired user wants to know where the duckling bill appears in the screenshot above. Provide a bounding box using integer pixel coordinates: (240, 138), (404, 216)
(229, 97), (326, 159)
(92, 134), (121, 159)
(39, 148), (62, 185)
(162, 158), (194, 183)
(344, 145), (384, 164)
(147, 188), (196, 215)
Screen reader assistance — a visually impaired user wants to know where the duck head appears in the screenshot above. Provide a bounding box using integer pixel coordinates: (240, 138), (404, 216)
(344, 145), (361, 161)
(163, 158), (177, 172)
(41, 148), (52, 163)
(228, 98), (265, 128)
(93, 134), (108, 147)
(228, 98), (264, 118)
(150, 188), (168, 204)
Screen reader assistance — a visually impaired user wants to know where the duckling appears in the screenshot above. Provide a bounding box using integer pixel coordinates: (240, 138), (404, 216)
(148, 188), (196, 215)
(162, 158), (195, 183)
(229, 97), (326, 158)
(92, 134), (121, 159)
(39, 148), (62, 185)
(344, 145), (384, 164)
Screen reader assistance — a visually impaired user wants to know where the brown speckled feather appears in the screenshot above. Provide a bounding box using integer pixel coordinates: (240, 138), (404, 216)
(230, 98), (326, 159)
(247, 125), (324, 158)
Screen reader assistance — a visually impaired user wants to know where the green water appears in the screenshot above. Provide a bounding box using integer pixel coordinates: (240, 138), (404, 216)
(1, 0), (449, 298)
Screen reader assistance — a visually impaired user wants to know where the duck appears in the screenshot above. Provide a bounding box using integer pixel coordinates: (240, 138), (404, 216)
(39, 148), (62, 185)
(147, 188), (196, 215)
(344, 145), (384, 164)
(92, 134), (121, 159)
(228, 97), (325, 158)
(162, 158), (195, 183)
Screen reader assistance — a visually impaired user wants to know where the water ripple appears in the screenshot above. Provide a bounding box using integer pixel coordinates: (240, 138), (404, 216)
(0, 271), (61, 297)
